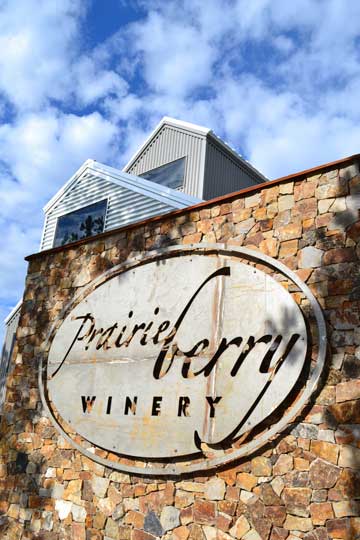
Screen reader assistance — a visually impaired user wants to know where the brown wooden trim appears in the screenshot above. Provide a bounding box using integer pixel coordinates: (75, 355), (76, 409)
(25, 153), (360, 262)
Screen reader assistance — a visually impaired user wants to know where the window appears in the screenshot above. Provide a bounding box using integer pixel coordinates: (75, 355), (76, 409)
(53, 200), (107, 248)
(139, 157), (185, 189)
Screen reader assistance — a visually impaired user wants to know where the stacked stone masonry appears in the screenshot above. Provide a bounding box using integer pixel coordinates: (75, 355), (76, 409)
(1, 159), (360, 539)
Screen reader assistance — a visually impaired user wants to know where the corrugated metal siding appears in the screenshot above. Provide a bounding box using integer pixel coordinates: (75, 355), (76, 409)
(203, 140), (262, 199)
(126, 126), (206, 199)
(0, 306), (20, 412)
(41, 173), (174, 250)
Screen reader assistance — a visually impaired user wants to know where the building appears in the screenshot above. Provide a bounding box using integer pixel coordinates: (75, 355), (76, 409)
(0, 150), (359, 539)
(0, 117), (266, 411)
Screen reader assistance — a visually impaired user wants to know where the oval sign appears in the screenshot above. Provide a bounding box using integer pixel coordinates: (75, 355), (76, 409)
(42, 244), (326, 475)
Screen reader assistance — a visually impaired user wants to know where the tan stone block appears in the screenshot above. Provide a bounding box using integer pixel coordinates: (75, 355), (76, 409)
(336, 380), (360, 402)
(279, 239), (298, 258)
(175, 490), (195, 508)
(282, 487), (311, 517)
(63, 479), (82, 503)
(243, 529), (262, 540)
(245, 193), (260, 208)
(98, 497), (116, 517)
(318, 198), (334, 214)
(204, 525), (233, 539)
(230, 515), (251, 538)
(125, 511), (145, 529)
(233, 208), (252, 223)
(190, 210), (200, 221)
(330, 197), (346, 212)
(259, 238), (278, 257)
(271, 477), (284, 497)
(108, 471), (130, 483)
(278, 195), (294, 211)
(316, 177), (348, 199)
(237, 472), (257, 491)
(216, 512), (232, 532)
(204, 477), (226, 500)
(350, 517), (360, 536)
(197, 220), (213, 234)
(333, 500), (360, 518)
(294, 457), (309, 471)
(283, 515), (312, 532)
(310, 502), (334, 525)
(8, 503), (19, 519)
(294, 181), (316, 201)
(200, 208), (211, 219)
(211, 206), (221, 217)
(251, 456), (272, 476)
(273, 454), (293, 475)
(262, 185), (279, 204)
(292, 197), (318, 219)
(253, 207), (267, 220)
(279, 182), (293, 194)
(182, 232), (202, 244)
(203, 232), (217, 243)
(176, 481), (204, 493)
(235, 218), (255, 235)
(266, 203), (278, 220)
(277, 223), (302, 241)
(339, 446), (360, 469)
(310, 440), (339, 465)
(173, 525), (190, 540)
(217, 468), (237, 486)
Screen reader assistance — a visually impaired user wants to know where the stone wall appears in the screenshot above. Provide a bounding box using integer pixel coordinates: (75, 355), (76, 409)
(1, 158), (360, 540)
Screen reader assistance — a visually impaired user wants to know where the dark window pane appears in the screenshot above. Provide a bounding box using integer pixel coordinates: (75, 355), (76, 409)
(53, 200), (107, 248)
(139, 157), (185, 189)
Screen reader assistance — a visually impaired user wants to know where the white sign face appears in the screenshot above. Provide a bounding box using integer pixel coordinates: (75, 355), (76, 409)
(43, 245), (326, 474)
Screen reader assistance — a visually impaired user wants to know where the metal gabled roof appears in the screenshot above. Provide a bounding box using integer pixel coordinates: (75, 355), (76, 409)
(122, 117), (211, 173)
(123, 116), (268, 183)
(43, 159), (202, 216)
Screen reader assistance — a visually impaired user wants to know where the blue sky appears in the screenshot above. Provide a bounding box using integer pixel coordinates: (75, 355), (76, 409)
(1, 0), (360, 338)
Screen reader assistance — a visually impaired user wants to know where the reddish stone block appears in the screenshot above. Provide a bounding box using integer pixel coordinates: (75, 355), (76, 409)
(193, 500), (216, 525)
(323, 247), (356, 265)
(310, 502), (334, 525)
(326, 517), (350, 539)
(264, 506), (286, 526)
(131, 530), (156, 540)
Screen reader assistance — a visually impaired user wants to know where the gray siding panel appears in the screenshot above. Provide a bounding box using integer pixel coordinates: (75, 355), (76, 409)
(126, 126), (206, 199)
(41, 173), (175, 250)
(0, 306), (20, 412)
(203, 140), (262, 199)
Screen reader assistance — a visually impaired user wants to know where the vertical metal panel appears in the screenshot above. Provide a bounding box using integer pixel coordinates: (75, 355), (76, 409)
(0, 307), (20, 412)
(203, 140), (263, 199)
(126, 126), (206, 199)
(41, 173), (175, 251)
